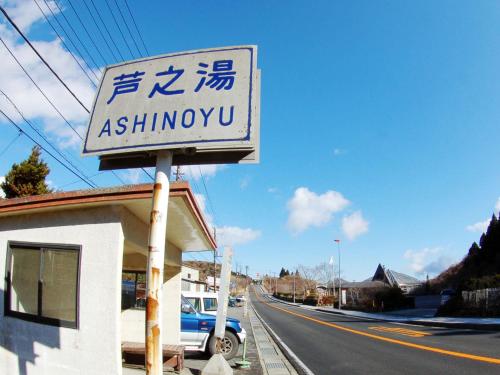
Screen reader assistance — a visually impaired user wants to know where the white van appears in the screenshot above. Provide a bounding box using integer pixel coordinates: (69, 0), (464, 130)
(183, 291), (218, 315)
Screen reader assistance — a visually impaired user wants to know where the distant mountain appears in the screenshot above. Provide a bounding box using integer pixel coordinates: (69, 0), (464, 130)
(433, 213), (500, 290)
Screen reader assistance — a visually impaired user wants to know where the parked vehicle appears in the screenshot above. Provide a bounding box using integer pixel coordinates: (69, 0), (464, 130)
(180, 296), (246, 359)
(183, 291), (218, 316)
(440, 289), (456, 305)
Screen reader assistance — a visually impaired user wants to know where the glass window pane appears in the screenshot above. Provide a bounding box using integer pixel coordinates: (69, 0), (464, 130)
(10, 248), (40, 315)
(186, 297), (201, 311)
(135, 273), (146, 308)
(122, 272), (137, 310)
(41, 249), (78, 322)
(204, 298), (218, 311)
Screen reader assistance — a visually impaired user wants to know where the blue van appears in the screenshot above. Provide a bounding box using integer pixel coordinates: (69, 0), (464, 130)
(180, 295), (246, 359)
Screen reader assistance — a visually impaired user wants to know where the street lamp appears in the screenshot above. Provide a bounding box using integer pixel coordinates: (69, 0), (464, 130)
(335, 239), (341, 310)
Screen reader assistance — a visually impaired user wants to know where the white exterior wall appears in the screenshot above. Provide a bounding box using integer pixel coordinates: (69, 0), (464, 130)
(0, 206), (124, 375)
(181, 266), (200, 292)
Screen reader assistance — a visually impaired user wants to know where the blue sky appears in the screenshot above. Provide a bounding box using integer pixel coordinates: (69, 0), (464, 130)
(0, 1), (499, 281)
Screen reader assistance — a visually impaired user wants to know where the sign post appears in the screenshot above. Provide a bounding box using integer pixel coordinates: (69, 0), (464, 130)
(145, 150), (172, 374)
(82, 46), (260, 375)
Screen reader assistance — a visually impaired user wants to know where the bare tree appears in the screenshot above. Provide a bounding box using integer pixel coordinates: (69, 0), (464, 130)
(297, 265), (318, 298)
(315, 262), (337, 295)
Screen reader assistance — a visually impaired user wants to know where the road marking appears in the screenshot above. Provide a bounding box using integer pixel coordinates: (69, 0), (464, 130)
(369, 326), (432, 338)
(253, 289), (500, 365)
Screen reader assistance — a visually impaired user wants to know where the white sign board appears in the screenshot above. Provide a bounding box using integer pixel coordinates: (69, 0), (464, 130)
(82, 46), (259, 159)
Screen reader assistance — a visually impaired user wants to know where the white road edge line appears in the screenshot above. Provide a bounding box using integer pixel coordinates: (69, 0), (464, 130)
(251, 301), (316, 375)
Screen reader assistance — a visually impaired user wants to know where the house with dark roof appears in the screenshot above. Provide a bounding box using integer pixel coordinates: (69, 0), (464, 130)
(371, 264), (422, 294)
(342, 264), (423, 295)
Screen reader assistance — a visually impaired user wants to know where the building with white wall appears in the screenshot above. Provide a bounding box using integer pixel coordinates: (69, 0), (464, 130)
(0, 182), (216, 375)
(181, 265), (207, 292)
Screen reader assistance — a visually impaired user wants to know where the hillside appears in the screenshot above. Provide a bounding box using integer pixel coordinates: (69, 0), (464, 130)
(433, 213), (500, 291)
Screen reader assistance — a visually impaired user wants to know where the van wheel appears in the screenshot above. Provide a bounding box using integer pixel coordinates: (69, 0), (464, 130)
(208, 331), (239, 360)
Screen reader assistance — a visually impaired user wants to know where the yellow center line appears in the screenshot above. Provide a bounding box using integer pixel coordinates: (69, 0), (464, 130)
(253, 290), (500, 365)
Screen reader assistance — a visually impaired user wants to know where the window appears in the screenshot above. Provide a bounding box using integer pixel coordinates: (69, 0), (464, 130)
(122, 271), (146, 310)
(203, 297), (218, 312)
(186, 297), (201, 312)
(5, 241), (80, 328)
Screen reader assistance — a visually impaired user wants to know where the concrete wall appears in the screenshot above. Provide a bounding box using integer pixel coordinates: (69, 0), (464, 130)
(0, 206), (124, 375)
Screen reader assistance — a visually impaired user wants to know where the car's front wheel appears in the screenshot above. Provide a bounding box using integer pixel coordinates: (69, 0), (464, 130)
(207, 331), (239, 360)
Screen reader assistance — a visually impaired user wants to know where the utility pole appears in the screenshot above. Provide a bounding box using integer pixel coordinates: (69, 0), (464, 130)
(213, 249), (217, 291)
(271, 272), (277, 295)
(335, 239), (341, 310)
(245, 265), (249, 287)
(173, 165), (184, 181)
(293, 272), (296, 303)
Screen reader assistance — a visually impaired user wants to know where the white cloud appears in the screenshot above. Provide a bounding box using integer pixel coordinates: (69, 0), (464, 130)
(239, 175), (250, 190)
(341, 211), (369, 240)
(267, 187), (278, 193)
(333, 148), (346, 156)
(193, 192), (260, 247)
(1, 0), (57, 32)
(404, 247), (454, 277)
(194, 193), (214, 228)
(0, 1), (96, 149)
(466, 219), (490, 233)
(182, 165), (224, 181)
(465, 197), (500, 233)
(120, 169), (142, 185)
(287, 187), (350, 235)
(216, 226), (261, 246)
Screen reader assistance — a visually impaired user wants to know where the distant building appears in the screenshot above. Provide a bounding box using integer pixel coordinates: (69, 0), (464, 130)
(181, 265), (207, 292)
(344, 264), (422, 294)
(371, 264), (422, 294)
(206, 276), (221, 291)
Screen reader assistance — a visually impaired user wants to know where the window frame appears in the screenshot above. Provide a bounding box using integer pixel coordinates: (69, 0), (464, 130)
(4, 241), (81, 329)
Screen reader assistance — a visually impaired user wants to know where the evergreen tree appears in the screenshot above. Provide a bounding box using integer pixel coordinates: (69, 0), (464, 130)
(1, 146), (52, 198)
(279, 267), (286, 278)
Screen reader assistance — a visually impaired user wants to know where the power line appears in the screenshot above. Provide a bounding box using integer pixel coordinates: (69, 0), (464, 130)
(65, 0), (112, 66)
(32, 0), (98, 87)
(0, 110), (95, 188)
(0, 90), (98, 188)
(123, 0), (150, 55)
(38, 0), (101, 82)
(112, 0), (142, 57)
(0, 35), (82, 137)
(49, 0), (104, 75)
(198, 166), (217, 223)
(0, 131), (22, 158)
(88, 0), (125, 61)
(0, 35), (128, 186)
(80, 0), (119, 62)
(0, 5), (91, 112)
(104, 0), (136, 59)
(2, 5), (151, 185)
(59, 171), (105, 189)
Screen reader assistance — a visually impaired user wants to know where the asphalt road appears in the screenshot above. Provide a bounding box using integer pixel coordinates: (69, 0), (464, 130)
(250, 285), (500, 375)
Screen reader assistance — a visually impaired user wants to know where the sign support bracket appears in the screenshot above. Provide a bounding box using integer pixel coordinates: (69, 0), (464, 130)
(145, 150), (173, 375)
